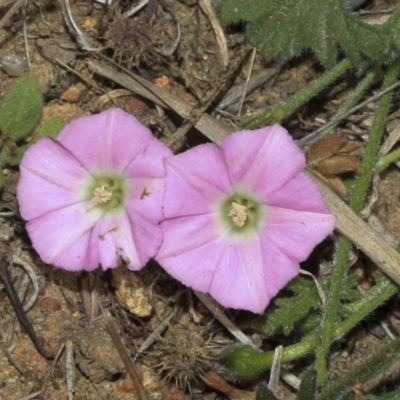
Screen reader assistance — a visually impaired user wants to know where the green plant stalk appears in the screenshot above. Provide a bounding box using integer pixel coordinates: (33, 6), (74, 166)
(376, 147), (400, 173)
(319, 67), (378, 137)
(218, 273), (397, 378)
(315, 59), (400, 386)
(318, 334), (400, 400)
(242, 58), (352, 129)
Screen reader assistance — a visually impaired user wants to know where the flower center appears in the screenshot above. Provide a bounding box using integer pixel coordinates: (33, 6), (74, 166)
(91, 186), (112, 206)
(228, 202), (248, 227)
(86, 173), (127, 213)
(218, 190), (265, 236)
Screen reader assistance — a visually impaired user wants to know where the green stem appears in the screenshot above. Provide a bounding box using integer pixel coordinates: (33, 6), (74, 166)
(376, 147), (400, 173)
(242, 59), (352, 129)
(315, 60), (400, 386)
(217, 273), (397, 379)
(319, 334), (400, 400)
(319, 67), (378, 137)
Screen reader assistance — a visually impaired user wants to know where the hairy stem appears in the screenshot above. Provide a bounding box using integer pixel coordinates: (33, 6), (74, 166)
(315, 59), (400, 386)
(242, 58), (352, 129)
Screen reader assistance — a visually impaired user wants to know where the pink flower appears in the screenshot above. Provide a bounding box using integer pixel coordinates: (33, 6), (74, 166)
(17, 108), (172, 271)
(156, 125), (336, 313)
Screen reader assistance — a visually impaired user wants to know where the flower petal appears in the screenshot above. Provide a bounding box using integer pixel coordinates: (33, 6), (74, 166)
(58, 108), (157, 173)
(126, 177), (166, 223)
(17, 137), (89, 220)
(259, 238), (300, 302)
(87, 212), (143, 270)
(17, 168), (81, 220)
(158, 223), (296, 313)
(26, 203), (99, 271)
(157, 213), (220, 260)
(222, 125), (305, 196)
(123, 137), (172, 178)
(208, 237), (269, 313)
(264, 206), (335, 261)
(163, 144), (232, 217)
(128, 211), (163, 268)
(266, 172), (332, 213)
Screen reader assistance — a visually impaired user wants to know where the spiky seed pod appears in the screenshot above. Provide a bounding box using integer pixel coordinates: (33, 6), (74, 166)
(148, 323), (216, 390)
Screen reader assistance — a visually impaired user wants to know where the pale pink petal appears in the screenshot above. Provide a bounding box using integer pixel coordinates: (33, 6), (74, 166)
(157, 214), (226, 292)
(164, 144), (232, 209)
(18, 137), (89, 220)
(19, 137), (88, 188)
(123, 138), (172, 178)
(157, 213), (220, 260)
(122, 176), (165, 263)
(156, 239), (225, 293)
(162, 144), (232, 218)
(222, 125), (305, 196)
(162, 161), (214, 218)
(264, 206), (335, 261)
(266, 172), (331, 213)
(17, 168), (81, 220)
(25, 203), (99, 271)
(259, 238), (300, 302)
(128, 211), (164, 268)
(126, 177), (166, 224)
(87, 212), (142, 270)
(208, 237), (268, 313)
(58, 108), (156, 173)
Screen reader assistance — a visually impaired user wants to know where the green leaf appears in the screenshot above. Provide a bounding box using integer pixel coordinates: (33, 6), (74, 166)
(364, 387), (400, 400)
(252, 277), (322, 336)
(219, 0), (392, 68)
(339, 273), (360, 302)
(251, 275), (360, 337)
(217, 344), (268, 380)
(32, 117), (64, 142)
(0, 118), (63, 167)
(255, 383), (279, 400)
(0, 74), (43, 139)
(298, 370), (317, 400)
(1, 139), (27, 166)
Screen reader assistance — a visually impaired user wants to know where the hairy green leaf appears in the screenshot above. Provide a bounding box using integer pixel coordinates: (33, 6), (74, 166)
(298, 370), (317, 400)
(252, 275), (360, 337)
(1, 139), (27, 166)
(255, 383), (280, 400)
(0, 75), (43, 139)
(0, 118), (64, 166)
(219, 0), (392, 68)
(252, 277), (322, 336)
(33, 117), (64, 141)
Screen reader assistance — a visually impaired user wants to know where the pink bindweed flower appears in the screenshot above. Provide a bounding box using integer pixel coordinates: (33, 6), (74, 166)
(156, 125), (336, 313)
(17, 108), (172, 271)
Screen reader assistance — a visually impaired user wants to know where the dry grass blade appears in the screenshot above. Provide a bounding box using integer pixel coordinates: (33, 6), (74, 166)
(105, 319), (150, 400)
(0, 0), (24, 29)
(88, 60), (400, 287)
(88, 60), (232, 144)
(309, 172), (400, 285)
(194, 291), (255, 347)
(199, 0), (229, 66)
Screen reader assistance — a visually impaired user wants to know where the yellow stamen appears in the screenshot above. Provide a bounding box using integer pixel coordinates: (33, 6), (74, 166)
(88, 186), (112, 209)
(228, 202), (248, 227)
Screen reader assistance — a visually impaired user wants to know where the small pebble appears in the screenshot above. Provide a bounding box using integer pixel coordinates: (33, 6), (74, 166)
(61, 86), (82, 103)
(0, 50), (28, 77)
(40, 297), (62, 312)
